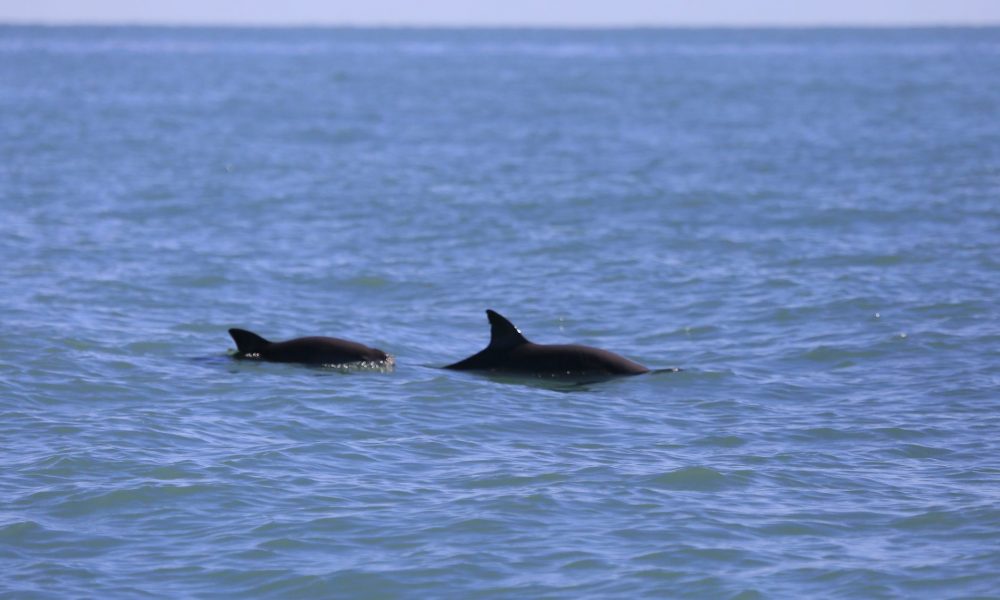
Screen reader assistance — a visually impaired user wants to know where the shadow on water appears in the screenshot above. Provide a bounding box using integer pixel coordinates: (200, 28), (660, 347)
(427, 366), (684, 392)
(190, 355), (681, 387)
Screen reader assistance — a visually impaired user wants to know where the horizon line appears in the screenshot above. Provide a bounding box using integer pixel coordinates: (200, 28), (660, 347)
(3, 19), (1000, 30)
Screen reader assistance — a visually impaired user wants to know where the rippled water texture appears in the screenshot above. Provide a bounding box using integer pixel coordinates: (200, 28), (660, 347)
(2, 26), (999, 598)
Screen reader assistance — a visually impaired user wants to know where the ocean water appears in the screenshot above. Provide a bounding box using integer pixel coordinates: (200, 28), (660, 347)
(1, 25), (999, 598)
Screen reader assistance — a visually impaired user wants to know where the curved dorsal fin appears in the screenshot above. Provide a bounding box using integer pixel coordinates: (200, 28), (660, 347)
(229, 328), (271, 353)
(486, 310), (529, 349)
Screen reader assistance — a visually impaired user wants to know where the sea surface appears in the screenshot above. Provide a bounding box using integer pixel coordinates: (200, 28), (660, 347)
(1, 26), (999, 598)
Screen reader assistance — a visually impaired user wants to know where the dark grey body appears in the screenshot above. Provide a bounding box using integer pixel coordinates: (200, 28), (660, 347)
(445, 310), (649, 377)
(229, 328), (388, 366)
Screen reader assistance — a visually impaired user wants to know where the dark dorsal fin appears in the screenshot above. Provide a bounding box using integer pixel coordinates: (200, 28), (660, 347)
(486, 309), (529, 349)
(228, 328), (271, 353)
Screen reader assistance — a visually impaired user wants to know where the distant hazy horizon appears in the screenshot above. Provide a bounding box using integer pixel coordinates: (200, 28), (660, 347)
(3, 0), (1000, 27)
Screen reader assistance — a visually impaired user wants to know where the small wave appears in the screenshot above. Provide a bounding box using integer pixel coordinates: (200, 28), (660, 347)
(645, 466), (743, 491)
(892, 509), (967, 531)
(461, 472), (567, 490)
(891, 444), (953, 459)
(791, 427), (872, 442)
(320, 356), (395, 372)
(692, 435), (747, 448)
(0, 519), (45, 542)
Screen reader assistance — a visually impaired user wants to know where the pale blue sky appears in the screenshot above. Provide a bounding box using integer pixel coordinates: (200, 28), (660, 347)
(2, 0), (1000, 26)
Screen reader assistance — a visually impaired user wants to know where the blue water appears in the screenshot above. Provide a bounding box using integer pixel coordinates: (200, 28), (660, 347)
(2, 26), (999, 598)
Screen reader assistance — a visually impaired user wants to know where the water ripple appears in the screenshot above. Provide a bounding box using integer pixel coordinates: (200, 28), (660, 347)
(2, 25), (999, 600)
